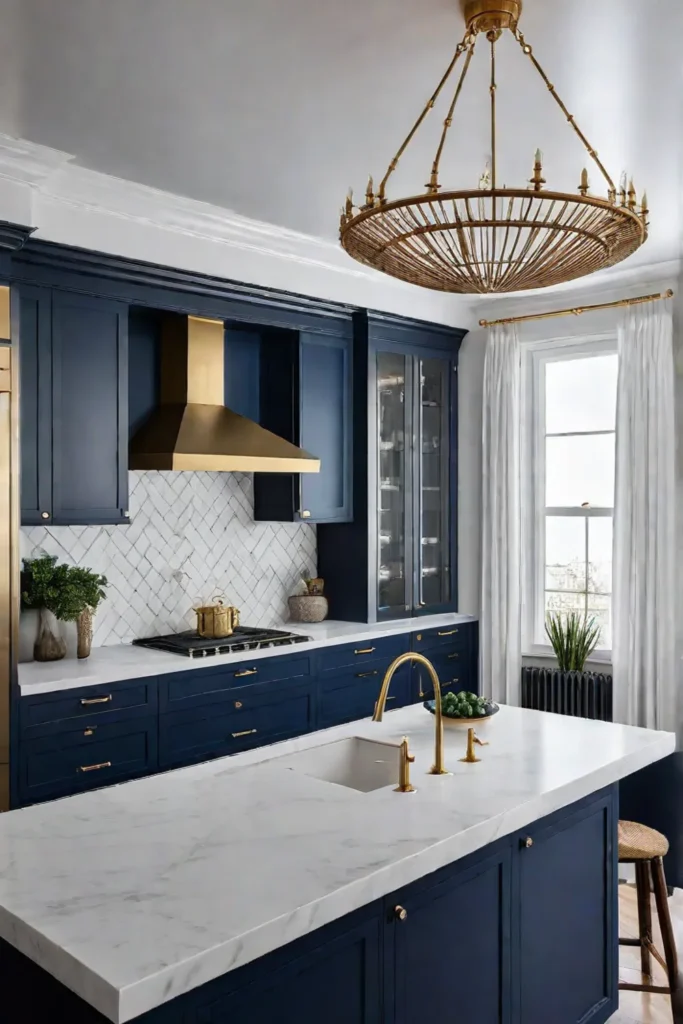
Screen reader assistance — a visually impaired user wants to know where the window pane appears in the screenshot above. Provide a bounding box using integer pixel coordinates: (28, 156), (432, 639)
(588, 518), (612, 595)
(545, 354), (618, 434)
(545, 517), (586, 592)
(586, 594), (611, 649)
(545, 591), (586, 616)
(546, 434), (615, 507)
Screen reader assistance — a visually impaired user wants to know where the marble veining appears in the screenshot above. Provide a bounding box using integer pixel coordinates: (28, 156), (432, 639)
(18, 612), (477, 695)
(0, 704), (674, 1022)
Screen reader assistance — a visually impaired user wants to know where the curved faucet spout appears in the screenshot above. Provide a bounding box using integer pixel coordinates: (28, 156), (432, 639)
(373, 652), (449, 776)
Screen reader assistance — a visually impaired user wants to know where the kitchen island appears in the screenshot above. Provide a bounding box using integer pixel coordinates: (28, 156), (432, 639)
(0, 704), (675, 1024)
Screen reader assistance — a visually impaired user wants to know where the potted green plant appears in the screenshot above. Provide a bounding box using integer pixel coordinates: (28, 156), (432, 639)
(22, 555), (108, 661)
(522, 611), (611, 721)
(544, 611), (601, 672)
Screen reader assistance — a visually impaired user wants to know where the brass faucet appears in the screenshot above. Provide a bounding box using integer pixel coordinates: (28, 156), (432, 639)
(373, 652), (449, 776)
(460, 727), (489, 763)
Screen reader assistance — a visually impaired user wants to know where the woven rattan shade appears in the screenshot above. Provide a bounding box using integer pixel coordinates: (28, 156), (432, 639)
(618, 820), (669, 861)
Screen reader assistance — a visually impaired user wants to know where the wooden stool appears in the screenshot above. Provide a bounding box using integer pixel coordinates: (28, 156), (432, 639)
(618, 819), (678, 996)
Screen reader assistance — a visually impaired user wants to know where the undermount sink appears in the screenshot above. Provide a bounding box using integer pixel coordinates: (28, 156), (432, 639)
(273, 737), (400, 793)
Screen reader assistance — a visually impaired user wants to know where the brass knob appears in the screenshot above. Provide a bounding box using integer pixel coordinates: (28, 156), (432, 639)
(41, 511), (49, 519)
(394, 905), (408, 921)
(524, 837), (534, 848)
(234, 701), (243, 709)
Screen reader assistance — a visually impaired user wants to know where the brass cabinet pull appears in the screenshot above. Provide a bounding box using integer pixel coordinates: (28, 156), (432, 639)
(234, 701), (243, 709)
(79, 761), (111, 773)
(356, 670), (380, 678)
(300, 510), (311, 519)
(386, 696), (396, 701)
(234, 668), (258, 678)
(524, 837), (534, 849)
(354, 647), (376, 655)
(83, 727), (96, 736)
(438, 629), (458, 637)
(232, 728), (258, 739)
(447, 652), (460, 660)
(80, 695), (112, 706)
(394, 905), (408, 922)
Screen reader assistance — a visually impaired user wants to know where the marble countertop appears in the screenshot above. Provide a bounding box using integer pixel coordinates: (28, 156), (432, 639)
(0, 704), (674, 1022)
(18, 613), (477, 695)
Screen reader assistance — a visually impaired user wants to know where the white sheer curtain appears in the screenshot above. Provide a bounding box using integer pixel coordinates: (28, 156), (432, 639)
(613, 302), (676, 731)
(481, 324), (522, 705)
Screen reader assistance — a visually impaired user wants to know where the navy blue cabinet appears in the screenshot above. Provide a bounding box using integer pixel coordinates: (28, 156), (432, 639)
(516, 789), (618, 1024)
(389, 844), (511, 1024)
(254, 323), (353, 524)
(19, 287), (129, 525)
(318, 312), (465, 623)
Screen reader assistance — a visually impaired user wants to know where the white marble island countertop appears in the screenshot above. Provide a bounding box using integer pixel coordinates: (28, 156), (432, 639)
(18, 612), (477, 695)
(0, 704), (674, 1022)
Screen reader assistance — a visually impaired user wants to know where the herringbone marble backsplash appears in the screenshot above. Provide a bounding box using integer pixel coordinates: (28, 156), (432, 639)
(21, 471), (317, 647)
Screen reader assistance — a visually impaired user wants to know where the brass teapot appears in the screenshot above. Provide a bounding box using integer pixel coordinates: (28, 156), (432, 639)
(194, 599), (240, 639)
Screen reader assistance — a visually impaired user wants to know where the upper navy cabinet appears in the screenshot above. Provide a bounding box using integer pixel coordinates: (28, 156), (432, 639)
(254, 322), (353, 524)
(19, 287), (129, 526)
(318, 312), (465, 623)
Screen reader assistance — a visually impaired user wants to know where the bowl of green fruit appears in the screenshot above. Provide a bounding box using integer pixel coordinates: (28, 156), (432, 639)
(423, 690), (499, 725)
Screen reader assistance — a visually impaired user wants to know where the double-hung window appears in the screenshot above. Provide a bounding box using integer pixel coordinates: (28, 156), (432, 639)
(523, 336), (618, 658)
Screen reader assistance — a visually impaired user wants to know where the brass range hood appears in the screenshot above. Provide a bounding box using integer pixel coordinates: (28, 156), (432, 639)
(129, 315), (320, 473)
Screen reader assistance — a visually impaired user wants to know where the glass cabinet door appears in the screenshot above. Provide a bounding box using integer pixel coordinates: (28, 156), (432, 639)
(416, 357), (451, 610)
(377, 352), (411, 616)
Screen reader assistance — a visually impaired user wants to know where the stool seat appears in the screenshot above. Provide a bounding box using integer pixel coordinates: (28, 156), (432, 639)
(619, 820), (669, 861)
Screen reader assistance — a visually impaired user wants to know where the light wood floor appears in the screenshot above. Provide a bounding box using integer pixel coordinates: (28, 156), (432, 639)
(613, 883), (683, 1023)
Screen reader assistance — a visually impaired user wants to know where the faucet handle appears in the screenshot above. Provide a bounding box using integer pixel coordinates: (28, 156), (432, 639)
(394, 736), (417, 794)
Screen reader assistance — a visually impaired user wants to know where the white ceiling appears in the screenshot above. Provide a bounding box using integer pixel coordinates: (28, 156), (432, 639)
(0, 0), (681, 274)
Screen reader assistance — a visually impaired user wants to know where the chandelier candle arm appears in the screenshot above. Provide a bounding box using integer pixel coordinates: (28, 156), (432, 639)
(478, 289), (674, 328)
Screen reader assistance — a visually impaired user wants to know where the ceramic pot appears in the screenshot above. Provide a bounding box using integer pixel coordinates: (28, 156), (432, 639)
(288, 595), (328, 623)
(34, 608), (67, 662)
(77, 607), (93, 659)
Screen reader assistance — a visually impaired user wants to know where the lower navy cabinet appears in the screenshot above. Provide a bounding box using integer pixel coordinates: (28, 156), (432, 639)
(19, 715), (157, 804)
(516, 789), (617, 1024)
(159, 679), (315, 769)
(3, 787), (617, 1024)
(390, 844), (511, 1024)
(15, 626), (479, 808)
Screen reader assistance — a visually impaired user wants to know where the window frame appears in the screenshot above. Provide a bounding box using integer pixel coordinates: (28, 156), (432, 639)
(521, 332), (617, 662)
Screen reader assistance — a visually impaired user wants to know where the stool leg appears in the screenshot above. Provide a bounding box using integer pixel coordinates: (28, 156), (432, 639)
(636, 860), (653, 977)
(652, 856), (679, 991)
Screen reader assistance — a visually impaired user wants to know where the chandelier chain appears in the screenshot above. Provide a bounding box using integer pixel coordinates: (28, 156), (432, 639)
(378, 29), (472, 202)
(513, 29), (616, 194)
(429, 39), (476, 194)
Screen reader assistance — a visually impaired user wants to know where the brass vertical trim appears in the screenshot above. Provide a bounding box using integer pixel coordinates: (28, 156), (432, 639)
(0, 285), (15, 810)
(185, 317), (225, 406)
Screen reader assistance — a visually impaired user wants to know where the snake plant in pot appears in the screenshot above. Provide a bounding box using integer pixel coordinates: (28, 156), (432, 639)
(21, 555), (108, 661)
(522, 611), (613, 721)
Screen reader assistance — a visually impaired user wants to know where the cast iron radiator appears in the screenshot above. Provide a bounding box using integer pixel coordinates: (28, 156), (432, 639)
(521, 667), (613, 722)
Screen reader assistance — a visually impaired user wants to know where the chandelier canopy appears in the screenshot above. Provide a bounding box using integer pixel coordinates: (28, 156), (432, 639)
(339, 0), (648, 294)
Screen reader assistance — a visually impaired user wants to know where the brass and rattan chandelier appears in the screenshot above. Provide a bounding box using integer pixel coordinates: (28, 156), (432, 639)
(339, 0), (648, 294)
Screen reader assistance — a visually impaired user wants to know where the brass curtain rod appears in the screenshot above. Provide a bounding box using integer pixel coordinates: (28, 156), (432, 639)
(479, 289), (674, 328)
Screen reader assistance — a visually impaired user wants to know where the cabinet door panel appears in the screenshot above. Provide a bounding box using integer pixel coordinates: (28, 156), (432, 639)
(392, 847), (511, 1024)
(516, 792), (617, 1024)
(299, 333), (352, 523)
(18, 286), (52, 525)
(51, 292), (129, 524)
(194, 915), (381, 1024)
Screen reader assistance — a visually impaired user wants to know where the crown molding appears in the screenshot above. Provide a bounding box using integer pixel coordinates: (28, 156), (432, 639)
(0, 132), (73, 188)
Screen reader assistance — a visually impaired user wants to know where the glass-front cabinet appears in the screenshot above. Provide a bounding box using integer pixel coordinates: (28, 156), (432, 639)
(375, 347), (454, 619)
